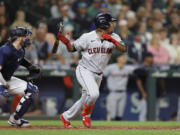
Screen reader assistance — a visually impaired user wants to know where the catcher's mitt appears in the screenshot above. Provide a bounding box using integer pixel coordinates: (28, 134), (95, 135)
(27, 65), (42, 82)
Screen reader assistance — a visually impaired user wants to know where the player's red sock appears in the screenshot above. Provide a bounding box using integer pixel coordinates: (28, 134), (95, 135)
(82, 104), (94, 116)
(81, 104), (94, 128)
(12, 95), (22, 113)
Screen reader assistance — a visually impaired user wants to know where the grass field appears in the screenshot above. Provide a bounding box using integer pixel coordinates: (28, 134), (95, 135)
(0, 120), (180, 135)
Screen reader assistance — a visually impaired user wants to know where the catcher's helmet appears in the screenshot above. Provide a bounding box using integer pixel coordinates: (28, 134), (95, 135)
(9, 27), (32, 42)
(94, 12), (117, 30)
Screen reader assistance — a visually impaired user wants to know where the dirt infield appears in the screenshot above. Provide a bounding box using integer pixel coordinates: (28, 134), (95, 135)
(0, 125), (180, 130)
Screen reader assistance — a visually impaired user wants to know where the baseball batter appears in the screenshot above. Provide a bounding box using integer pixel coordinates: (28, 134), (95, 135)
(0, 27), (41, 127)
(57, 12), (127, 128)
(104, 54), (136, 121)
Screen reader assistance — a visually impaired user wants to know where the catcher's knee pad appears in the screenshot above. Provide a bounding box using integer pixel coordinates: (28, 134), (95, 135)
(26, 82), (38, 96)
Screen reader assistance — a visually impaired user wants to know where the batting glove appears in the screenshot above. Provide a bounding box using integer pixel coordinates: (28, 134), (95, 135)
(57, 33), (72, 49)
(102, 34), (119, 46)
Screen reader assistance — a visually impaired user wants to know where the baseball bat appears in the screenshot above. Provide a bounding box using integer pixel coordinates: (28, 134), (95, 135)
(52, 22), (63, 54)
(52, 39), (59, 54)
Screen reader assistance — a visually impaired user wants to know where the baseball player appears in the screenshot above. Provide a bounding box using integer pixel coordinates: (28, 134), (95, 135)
(0, 27), (41, 127)
(134, 53), (155, 121)
(104, 54), (136, 121)
(56, 12), (127, 128)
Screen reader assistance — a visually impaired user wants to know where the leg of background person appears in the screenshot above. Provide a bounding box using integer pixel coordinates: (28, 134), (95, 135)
(156, 98), (160, 121)
(117, 92), (127, 120)
(139, 99), (147, 121)
(177, 97), (180, 121)
(107, 92), (118, 120)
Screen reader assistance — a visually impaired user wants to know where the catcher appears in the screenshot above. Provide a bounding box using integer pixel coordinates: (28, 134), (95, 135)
(0, 27), (41, 127)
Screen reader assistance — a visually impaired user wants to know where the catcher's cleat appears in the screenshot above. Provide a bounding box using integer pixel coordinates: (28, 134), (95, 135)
(60, 114), (72, 128)
(82, 115), (91, 128)
(8, 114), (31, 127)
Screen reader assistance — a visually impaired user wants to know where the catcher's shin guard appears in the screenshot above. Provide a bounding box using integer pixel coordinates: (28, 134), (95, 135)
(14, 82), (38, 120)
(81, 104), (94, 128)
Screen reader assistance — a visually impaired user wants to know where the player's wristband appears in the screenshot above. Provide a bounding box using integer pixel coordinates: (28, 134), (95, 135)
(57, 33), (72, 49)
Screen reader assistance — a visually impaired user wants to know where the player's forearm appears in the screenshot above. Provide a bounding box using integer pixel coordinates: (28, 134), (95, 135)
(136, 80), (146, 94)
(116, 43), (127, 52)
(0, 66), (7, 85)
(114, 40), (127, 52)
(21, 58), (32, 69)
(67, 45), (76, 52)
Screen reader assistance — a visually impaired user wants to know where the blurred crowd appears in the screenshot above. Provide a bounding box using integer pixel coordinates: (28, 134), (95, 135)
(0, 0), (180, 68)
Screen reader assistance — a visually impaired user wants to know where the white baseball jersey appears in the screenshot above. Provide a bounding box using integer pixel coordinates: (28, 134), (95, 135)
(62, 31), (123, 121)
(72, 30), (122, 73)
(104, 64), (136, 91)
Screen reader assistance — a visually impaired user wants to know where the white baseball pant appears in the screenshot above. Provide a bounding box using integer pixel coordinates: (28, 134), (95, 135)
(139, 99), (147, 121)
(107, 92), (127, 120)
(63, 65), (102, 120)
(0, 76), (27, 95)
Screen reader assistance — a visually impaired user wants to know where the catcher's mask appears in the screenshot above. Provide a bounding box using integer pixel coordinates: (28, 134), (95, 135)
(9, 27), (32, 47)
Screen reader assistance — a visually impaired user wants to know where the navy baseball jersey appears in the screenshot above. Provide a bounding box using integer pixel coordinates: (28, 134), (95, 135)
(0, 43), (25, 81)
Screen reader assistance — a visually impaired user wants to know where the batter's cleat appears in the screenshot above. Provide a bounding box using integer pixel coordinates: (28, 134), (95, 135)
(82, 115), (91, 128)
(8, 115), (31, 127)
(60, 114), (72, 128)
